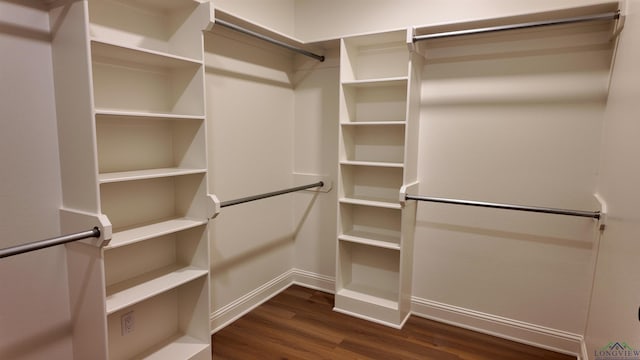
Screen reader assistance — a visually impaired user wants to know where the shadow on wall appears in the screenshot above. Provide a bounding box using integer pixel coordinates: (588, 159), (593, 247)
(293, 190), (320, 238)
(0, 321), (72, 359)
(211, 191), (320, 274)
(211, 232), (294, 275)
(204, 29), (294, 88)
(416, 219), (595, 250)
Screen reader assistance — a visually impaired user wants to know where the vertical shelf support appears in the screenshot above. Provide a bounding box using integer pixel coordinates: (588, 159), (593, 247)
(335, 29), (419, 328)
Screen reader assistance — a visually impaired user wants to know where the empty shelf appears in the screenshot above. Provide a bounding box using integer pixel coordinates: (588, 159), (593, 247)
(340, 197), (402, 209)
(342, 77), (408, 88)
(99, 168), (207, 184)
(91, 39), (202, 68)
(106, 218), (208, 249)
(95, 109), (205, 121)
(341, 121), (406, 126)
(337, 287), (399, 310)
(106, 265), (208, 314)
(340, 160), (404, 168)
(339, 230), (401, 250)
(137, 334), (210, 360)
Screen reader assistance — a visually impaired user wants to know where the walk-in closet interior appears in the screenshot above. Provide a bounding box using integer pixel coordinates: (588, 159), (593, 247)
(1, 0), (639, 359)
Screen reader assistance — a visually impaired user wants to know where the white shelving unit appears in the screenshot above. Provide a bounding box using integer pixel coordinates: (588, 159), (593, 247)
(51, 0), (214, 359)
(335, 30), (422, 328)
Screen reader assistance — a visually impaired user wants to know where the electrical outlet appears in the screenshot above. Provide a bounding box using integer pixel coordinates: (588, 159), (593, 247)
(121, 311), (135, 336)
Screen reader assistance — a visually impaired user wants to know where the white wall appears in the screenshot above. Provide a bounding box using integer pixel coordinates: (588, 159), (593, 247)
(0, 1), (73, 359)
(292, 48), (340, 286)
(215, 0), (296, 38)
(204, 27), (297, 328)
(412, 19), (612, 339)
(294, 0), (616, 41)
(216, 2), (628, 351)
(585, 1), (640, 357)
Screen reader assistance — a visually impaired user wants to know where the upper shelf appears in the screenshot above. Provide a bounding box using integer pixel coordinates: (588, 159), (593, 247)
(211, 9), (325, 62)
(342, 77), (408, 88)
(411, 2), (621, 61)
(341, 30), (409, 82)
(91, 45), (205, 116)
(91, 40), (202, 67)
(87, 0), (212, 61)
(99, 168), (207, 184)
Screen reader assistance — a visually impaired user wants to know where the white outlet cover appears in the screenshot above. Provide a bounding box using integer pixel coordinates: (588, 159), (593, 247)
(121, 311), (135, 335)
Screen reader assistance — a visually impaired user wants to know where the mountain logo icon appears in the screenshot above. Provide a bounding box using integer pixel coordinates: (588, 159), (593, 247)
(595, 342), (640, 360)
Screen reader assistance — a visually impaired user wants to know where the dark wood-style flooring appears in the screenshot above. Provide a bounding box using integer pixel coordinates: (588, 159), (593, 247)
(212, 285), (576, 360)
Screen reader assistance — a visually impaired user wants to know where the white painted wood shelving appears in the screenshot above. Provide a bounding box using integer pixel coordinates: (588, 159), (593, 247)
(51, 0), (215, 359)
(335, 30), (422, 328)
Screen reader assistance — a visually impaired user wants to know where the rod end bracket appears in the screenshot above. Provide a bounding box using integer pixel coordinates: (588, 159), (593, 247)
(208, 194), (221, 219)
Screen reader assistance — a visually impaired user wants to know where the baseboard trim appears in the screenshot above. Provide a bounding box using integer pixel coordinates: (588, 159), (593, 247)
(291, 268), (335, 294)
(209, 271), (584, 359)
(411, 296), (583, 357)
(209, 269), (335, 334)
(210, 270), (294, 333)
(580, 338), (589, 360)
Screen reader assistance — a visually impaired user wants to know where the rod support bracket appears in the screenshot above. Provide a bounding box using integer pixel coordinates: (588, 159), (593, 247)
(60, 208), (112, 247)
(208, 194), (221, 219)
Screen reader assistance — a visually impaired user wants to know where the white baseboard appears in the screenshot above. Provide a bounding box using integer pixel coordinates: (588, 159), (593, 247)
(580, 339), (590, 360)
(210, 271), (583, 359)
(291, 268), (335, 293)
(209, 269), (335, 334)
(210, 270), (293, 333)
(411, 296), (583, 357)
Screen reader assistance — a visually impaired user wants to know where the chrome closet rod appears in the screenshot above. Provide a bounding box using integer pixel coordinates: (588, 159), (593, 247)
(0, 227), (101, 259)
(405, 195), (600, 219)
(220, 181), (324, 208)
(214, 18), (325, 62)
(413, 10), (620, 42)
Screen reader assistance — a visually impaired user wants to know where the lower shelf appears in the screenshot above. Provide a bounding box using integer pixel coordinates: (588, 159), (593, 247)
(138, 334), (210, 360)
(107, 277), (210, 360)
(337, 286), (398, 310)
(106, 265), (208, 314)
(334, 288), (408, 328)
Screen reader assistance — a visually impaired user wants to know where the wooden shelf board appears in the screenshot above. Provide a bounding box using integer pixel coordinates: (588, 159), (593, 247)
(339, 231), (401, 250)
(339, 197), (401, 209)
(94, 109), (204, 120)
(106, 265), (208, 315)
(341, 121), (405, 126)
(99, 168), (207, 184)
(137, 334), (209, 360)
(336, 287), (399, 310)
(342, 77), (408, 88)
(340, 161), (404, 168)
(91, 39), (202, 68)
(106, 218), (208, 250)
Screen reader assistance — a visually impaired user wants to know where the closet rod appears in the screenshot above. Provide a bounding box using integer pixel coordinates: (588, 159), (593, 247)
(214, 18), (325, 62)
(0, 227), (101, 259)
(413, 10), (620, 42)
(220, 181), (324, 208)
(405, 195), (600, 219)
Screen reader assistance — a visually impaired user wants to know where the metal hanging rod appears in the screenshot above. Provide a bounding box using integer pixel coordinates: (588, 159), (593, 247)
(0, 227), (101, 259)
(405, 195), (600, 219)
(413, 10), (620, 42)
(220, 181), (324, 208)
(214, 18), (325, 62)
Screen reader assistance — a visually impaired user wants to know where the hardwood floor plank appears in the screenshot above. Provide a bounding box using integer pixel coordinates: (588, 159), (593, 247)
(212, 285), (577, 360)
